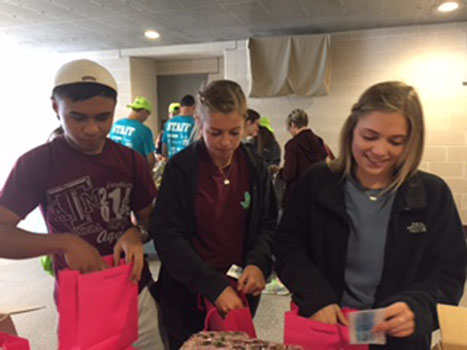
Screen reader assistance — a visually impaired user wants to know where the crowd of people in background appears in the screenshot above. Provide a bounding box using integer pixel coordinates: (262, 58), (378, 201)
(0, 59), (465, 350)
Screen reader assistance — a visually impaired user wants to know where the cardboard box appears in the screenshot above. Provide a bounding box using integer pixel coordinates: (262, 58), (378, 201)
(435, 304), (467, 350)
(0, 305), (45, 335)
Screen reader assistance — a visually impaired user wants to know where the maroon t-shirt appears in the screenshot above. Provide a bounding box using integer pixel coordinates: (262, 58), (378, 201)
(0, 136), (157, 295)
(193, 145), (251, 272)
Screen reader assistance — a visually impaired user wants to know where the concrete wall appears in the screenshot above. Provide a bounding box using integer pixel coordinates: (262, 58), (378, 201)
(129, 57), (158, 131)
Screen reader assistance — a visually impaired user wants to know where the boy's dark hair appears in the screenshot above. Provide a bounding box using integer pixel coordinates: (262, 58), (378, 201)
(246, 109), (260, 123)
(52, 83), (117, 102)
(180, 94), (195, 107)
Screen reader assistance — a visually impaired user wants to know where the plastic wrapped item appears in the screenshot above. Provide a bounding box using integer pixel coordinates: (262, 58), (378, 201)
(180, 331), (303, 350)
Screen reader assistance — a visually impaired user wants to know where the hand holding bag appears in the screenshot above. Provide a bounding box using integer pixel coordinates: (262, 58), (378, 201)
(284, 304), (368, 350)
(0, 332), (30, 350)
(203, 292), (257, 338)
(58, 255), (138, 350)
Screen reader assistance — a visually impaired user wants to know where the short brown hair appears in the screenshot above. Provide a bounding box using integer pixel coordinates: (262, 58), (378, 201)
(286, 109), (308, 129)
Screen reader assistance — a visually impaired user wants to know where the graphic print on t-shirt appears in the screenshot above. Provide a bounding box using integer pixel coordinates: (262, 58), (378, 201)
(46, 175), (133, 247)
(110, 124), (136, 148)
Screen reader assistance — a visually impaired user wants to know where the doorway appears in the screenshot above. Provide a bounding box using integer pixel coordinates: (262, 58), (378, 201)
(156, 73), (208, 129)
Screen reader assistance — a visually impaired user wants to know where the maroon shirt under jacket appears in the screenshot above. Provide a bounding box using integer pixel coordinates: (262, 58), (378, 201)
(193, 144), (250, 272)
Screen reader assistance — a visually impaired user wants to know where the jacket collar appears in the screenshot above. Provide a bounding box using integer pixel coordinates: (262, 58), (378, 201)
(316, 168), (348, 218)
(393, 172), (427, 211)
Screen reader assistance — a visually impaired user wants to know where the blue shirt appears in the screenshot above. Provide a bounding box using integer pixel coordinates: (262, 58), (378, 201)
(162, 115), (195, 158)
(109, 118), (155, 157)
(341, 176), (396, 309)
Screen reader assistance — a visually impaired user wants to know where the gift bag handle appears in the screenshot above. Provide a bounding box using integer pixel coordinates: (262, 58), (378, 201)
(202, 291), (249, 331)
(203, 307), (220, 331)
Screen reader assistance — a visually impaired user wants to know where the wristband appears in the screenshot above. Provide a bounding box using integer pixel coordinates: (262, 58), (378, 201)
(136, 224), (150, 243)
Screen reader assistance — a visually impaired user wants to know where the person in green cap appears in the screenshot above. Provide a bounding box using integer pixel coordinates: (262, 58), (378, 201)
(109, 96), (156, 170)
(259, 116), (274, 133)
(162, 94), (196, 158)
(155, 102), (181, 160)
(168, 102), (181, 118)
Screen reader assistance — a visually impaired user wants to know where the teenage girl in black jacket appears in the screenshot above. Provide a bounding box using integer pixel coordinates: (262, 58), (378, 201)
(275, 81), (466, 350)
(151, 80), (277, 350)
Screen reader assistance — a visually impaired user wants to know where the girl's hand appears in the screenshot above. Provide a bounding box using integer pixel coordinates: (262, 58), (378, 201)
(310, 303), (349, 325)
(237, 265), (266, 296)
(372, 302), (415, 338)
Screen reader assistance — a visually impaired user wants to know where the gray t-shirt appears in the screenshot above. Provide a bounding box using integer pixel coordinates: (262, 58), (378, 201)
(341, 176), (396, 309)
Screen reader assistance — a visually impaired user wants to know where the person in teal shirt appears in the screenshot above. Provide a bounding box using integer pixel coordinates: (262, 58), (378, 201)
(109, 96), (156, 170)
(162, 94), (196, 158)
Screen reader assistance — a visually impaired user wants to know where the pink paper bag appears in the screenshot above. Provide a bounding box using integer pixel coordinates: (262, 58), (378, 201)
(203, 294), (257, 338)
(284, 304), (368, 350)
(58, 255), (138, 350)
(0, 332), (30, 350)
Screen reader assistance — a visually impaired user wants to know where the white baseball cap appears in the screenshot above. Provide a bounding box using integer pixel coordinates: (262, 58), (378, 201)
(54, 59), (118, 92)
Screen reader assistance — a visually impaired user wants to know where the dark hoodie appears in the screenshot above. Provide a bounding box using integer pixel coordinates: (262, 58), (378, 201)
(281, 129), (327, 206)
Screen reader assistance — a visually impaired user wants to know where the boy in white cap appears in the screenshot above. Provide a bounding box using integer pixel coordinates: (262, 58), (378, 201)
(109, 96), (156, 170)
(0, 59), (161, 349)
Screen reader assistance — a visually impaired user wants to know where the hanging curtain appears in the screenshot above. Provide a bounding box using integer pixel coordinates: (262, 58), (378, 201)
(248, 34), (331, 97)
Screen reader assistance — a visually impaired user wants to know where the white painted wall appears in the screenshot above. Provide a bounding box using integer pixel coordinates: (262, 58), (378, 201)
(129, 57), (158, 132)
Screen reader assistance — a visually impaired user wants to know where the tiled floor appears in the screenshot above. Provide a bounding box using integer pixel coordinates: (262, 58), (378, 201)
(0, 257), (465, 349)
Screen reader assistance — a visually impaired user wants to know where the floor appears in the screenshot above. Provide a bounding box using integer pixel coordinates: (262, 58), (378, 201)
(0, 256), (465, 349)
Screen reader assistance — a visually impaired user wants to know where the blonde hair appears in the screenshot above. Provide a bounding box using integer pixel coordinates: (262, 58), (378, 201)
(196, 80), (247, 120)
(329, 81), (425, 192)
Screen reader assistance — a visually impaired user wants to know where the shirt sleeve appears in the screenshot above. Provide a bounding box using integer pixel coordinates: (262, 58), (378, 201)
(161, 123), (168, 145)
(130, 151), (157, 211)
(0, 151), (45, 219)
(142, 128), (156, 156)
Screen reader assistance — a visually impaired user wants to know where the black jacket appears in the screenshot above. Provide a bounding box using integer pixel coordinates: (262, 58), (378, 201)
(281, 129), (327, 206)
(275, 163), (466, 350)
(151, 140), (278, 303)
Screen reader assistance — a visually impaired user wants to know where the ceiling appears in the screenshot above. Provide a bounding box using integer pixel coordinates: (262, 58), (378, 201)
(1, 0), (467, 53)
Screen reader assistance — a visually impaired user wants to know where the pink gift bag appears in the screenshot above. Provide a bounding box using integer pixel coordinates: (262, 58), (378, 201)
(58, 255), (138, 350)
(203, 293), (257, 338)
(0, 332), (30, 350)
(284, 304), (368, 350)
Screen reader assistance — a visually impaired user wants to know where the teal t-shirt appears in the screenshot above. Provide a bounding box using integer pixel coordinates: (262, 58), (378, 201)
(109, 118), (155, 157)
(162, 115), (195, 158)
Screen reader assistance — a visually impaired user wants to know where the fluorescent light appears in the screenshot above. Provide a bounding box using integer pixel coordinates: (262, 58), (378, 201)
(144, 30), (160, 39)
(438, 2), (459, 12)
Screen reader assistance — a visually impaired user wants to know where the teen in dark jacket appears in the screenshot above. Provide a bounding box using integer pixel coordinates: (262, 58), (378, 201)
(151, 80), (277, 350)
(275, 81), (466, 350)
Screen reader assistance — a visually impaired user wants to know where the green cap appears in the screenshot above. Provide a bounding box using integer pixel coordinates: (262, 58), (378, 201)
(259, 116), (274, 133)
(168, 102), (181, 113)
(127, 96), (153, 113)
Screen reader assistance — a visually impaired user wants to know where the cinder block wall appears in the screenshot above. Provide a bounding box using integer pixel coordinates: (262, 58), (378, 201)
(223, 23), (467, 221)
